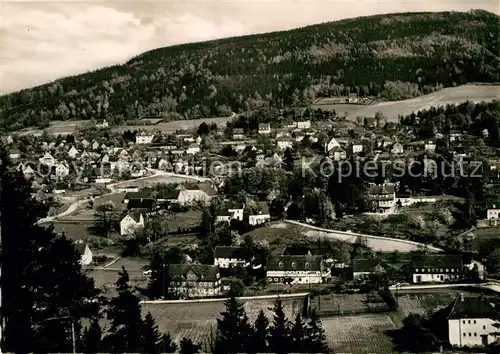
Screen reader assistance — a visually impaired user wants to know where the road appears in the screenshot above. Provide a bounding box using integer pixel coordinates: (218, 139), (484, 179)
(286, 220), (444, 253)
(390, 282), (500, 294)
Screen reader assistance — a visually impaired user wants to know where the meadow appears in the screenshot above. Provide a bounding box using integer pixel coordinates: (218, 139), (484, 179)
(311, 84), (500, 122)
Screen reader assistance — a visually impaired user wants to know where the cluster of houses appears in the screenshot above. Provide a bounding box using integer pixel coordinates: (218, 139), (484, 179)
(164, 246), (331, 299)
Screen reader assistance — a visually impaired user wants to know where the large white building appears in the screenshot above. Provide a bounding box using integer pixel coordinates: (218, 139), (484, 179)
(368, 183), (396, 213)
(412, 254), (463, 284)
(168, 264), (222, 299)
(135, 131), (155, 144)
(267, 255), (330, 284)
(214, 246), (247, 268)
(448, 295), (499, 348)
(120, 212), (144, 236)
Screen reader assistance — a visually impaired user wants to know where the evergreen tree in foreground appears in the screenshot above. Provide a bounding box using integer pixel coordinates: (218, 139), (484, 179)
(214, 292), (253, 353)
(291, 314), (308, 352)
(179, 337), (201, 354)
(268, 298), (293, 354)
(0, 147), (99, 353)
(305, 310), (329, 353)
(82, 319), (102, 353)
(253, 309), (270, 352)
(142, 312), (162, 353)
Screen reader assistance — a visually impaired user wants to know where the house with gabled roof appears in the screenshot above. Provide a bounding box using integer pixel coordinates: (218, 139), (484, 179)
(55, 161), (70, 178)
(91, 140), (100, 150)
(232, 128), (245, 140)
(368, 183), (396, 213)
(267, 255), (329, 284)
(39, 152), (56, 167)
(258, 123), (271, 135)
(136, 131), (155, 144)
(168, 264), (222, 299)
(447, 295), (499, 347)
(74, 240), (93, 266)
(214, 246), (247, 268)
(120, 211), (144, 236)
(68, 146), (79, 159)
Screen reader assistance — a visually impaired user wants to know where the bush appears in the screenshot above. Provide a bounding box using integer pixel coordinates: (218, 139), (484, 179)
(87, 236), (115, 250)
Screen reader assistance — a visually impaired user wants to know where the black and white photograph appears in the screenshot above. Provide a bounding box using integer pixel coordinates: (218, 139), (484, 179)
(0, 0), (499, 353)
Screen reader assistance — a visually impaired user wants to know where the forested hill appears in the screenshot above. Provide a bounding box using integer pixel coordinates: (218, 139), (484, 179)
(1, 10), (499, 131)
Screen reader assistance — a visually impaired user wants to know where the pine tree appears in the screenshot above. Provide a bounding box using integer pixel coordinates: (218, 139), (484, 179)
(268, 298), (292, 354)
(82, 319), (102, 353)
(103, 266), (145, 352)
(142, 312), (162, 353)
(160, 333), (177, 353)
(179, 337), (202, 354)
(290, 314), (307, 352)
(253, 309), (270, 352)
(305, 310), (329, 353)
(0, 146), (99, 353)
(214, 293), (253, 353)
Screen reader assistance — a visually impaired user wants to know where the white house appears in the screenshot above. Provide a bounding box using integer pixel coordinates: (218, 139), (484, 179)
(68, 146), (79, 159)
(277, 137), (293, 151)
(120, 212), (145, 236)
(96, 119), (109, 129)
(486, 202), (500, 220)
(267, 255), (329, 284)
(6, 135), (13, 144)
(368, 184), (396, 213)
(186, 144), (201, 155)
(258, 123), (272, 135)
(425, 141), (436, 153)
(91, 141), (100, 150)
(81, 139), (90, 148)
(232, 128), (245, 140)
(214, 246), (246, 268)
(412, 254), (463, 284)
(448, 295), (499, 347)
(325, 137), (340, 153)
(22, 165), (35, 177)
(295, 120), (311, 130)
(249, 212), (271, 226)
(216, 203), (245, 223)
(170, 184), (215, 206)
(9, 149), (21, 160)
(55, 162), (70, 178)
(391, 142), (404, 154)
(195, 136), (203, 145)
(74, 240), (93, 266)
(136, 131), (155, 144)
(352, 142), (363, 154)
(39, 152), (56, 167)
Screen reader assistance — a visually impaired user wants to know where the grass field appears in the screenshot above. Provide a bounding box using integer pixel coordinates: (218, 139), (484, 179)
(113, 175), (203, 189)
(311, 292), (390, 316)
(111, 116), (234, 134)
(142, 297), (303, 349)
(311, 84), (500, 121)
(322, 314), (396, 353)
(168, 210), (201, 232)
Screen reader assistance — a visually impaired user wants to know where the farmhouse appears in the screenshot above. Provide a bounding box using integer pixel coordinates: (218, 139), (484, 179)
(68, 146), (79, 158)
(74, 240), (93, 266)
(412, 254), (463, 284)
(232, 128), (245, 140)
(123, 191), (154, 204)
(39, 152), (56, 167)
(136, 131), (155, 144)
(277, 136), (293, 151)
(214, 246), (247, 268)
(173, 184), (215, 206)
(55, 162), (70, 178)
(352, 258), (381, 280)
(447, 295), (499, 347)
(258, 123), (272, 135)
(266, 255), (329, 284)
(368, 184), (396, 213)
(120, 211), (145, 236)
(249, 211), (271, 226)
(168, 264), (222, 299)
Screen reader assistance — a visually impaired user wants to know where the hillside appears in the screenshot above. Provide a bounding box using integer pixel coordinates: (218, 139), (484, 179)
(0, 10), (499, 131)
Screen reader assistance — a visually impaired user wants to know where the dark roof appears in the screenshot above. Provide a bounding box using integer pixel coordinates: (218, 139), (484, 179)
(127, 199), (156, 210)
(74, 242), (88, 255)
(233, 128), (244, 134)
(267, 255), (323, 271)
(448, 296), (497, 319)
(353, 258), (381, 272)
(125, 211), (142, 223)
(368, 184), (396, 196)
(157, 189), (181, 200)
(214, 246), (245, 259)
(487, 201), (500, 209)
(123, 191), (153, 200)
(168, 264), (219, 282)
(411, 254), (463, 269)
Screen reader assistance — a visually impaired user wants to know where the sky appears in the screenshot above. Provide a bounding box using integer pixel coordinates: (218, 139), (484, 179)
(0, 0), (498, 94)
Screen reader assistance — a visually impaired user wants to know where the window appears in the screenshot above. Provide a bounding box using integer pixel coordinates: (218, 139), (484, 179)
(474, 320), (476, 324)
(291, 262), (297, 269)
(469, 333), (472, 337)
(463, 320), (466, 324)
(474, 333), (477, 337)
(279, 262), (284, 269)
(463, 333), (466, 337)
(483, 325), (486, 330)
(446, 269), (449, 272)
(440, 269), (443, 272)
(451, 269), (454, 272)
(468, 320), (471, 324)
